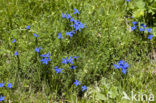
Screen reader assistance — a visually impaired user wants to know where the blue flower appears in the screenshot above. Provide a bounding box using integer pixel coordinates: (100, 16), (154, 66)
(62, 13), (66, 19)
(12, 39), (16, 43)
(139, 28), (145, 32)
(73, 56), (79, 60)
(74, 20), (79, 25)
(140, 23), (146, 28)
(61, 57), (68, 64)
(70, 18), (75, 22)
(119, 60), (129, 71)
(81, 85), (88, 91)
(131, 26), (137, 31)
(114, 60), (129, 74)
(74, 80), (81, 86)
(35, 47), (42, 53)
(7, 83), (13, 88)
(68, 57), (74, 64)
(146, 28), (152, 33)
(73, 8), (80, 14)
(14, 51), (18, 56)
(40, 58), (51, 65)
(122, 68), (128, 74)
(66, 14), (71, 19)
(0, 83), (5, 87)
(132, 21), (137, 26)
(0, 96), (5, 101)
(55, 68), (63, 74)
(148, 34), (154, 40)
(70, 65), (77, 70)
(79, 22), (85, 28)
(114, 63), (120, 69)
(71, 21), (86, 32)
(66, 31), (74, 37)
(54, 66), (58, 69)
(127, 0), (130, 2)
(33, 33), (40, 38)
(26, 25), (30, 30)
(58, 33), (63, 39)
(122, 62), (129, 69)
(40, 53), (50, 58)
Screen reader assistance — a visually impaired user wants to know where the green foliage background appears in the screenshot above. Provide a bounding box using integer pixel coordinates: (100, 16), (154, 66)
(0, 0), (156, 102)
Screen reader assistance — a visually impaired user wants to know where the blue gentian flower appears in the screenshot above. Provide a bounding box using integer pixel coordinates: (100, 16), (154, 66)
(68, 57), (74, 64)
(61, 57), (68, 64)
(40, 53), (50, 58)
(114, 63), (120, 69)
(73, 8), (80, 14)
(70, 65), (77, 70)
(7, 83), (13, 88)
(81, 85), (88, 91)
(66, 14), (71, 19)
(146, 28), (152, 33)
(62, 13), (66, 19)
(0, 83), (5, 87)
(132, 21), (137, 26)
(148, 34), (154, 40)
(122, 68), (127, 74)
(122, 62), (129, 69)
(12, 39), (16, 43)
(74, 80), (81, 86)
(77, 22), (85, 31)
(73, 56), (79, 60)
(14, 51), (18, 56)
(114, 60), (129, 74)
(40, 58), (51, 65)
(58, 33), (63, 39)
(127, 0), (130, 2)
(74, 20), (79, 25)
(54, 66), (58, 69)
(26, 25), (30, 30)
(131, 26), (137, 31)
(71, 21), (86, 32)
(119, 60), (129, 69)
(35, 47), (42, 53)
(70, 18), (75, 22)
(79, 22), (85, 28)
(140, 23), (146, 28)
(55, 68), (63, 74)
(0, 96), (5, 101)
(33, 33), (40, 38)
(139, 28), (145, 31)
(66, 32), (73, 37)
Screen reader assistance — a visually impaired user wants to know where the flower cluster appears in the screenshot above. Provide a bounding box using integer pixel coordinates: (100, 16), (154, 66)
(40, 53), (51, 65)
(0, 83), (13, 102)
(131, 21), (154, 40)
(58, 9), (86, 39)
(61, 56), (78, 70)
(54, 66), (63, 74)
(114, 60), (129, 74)
(53, 56), (78, 74)
(74, 80), (88, 92)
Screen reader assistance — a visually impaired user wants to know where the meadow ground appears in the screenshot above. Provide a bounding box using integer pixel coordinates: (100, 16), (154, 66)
(0, 0), (156, 103)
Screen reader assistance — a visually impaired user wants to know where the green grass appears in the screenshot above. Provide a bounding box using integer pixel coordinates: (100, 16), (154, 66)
(0, 0), (156, 102)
